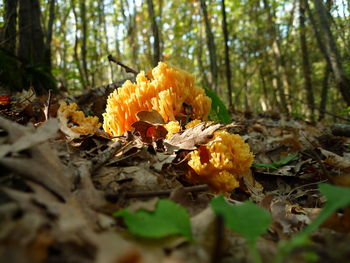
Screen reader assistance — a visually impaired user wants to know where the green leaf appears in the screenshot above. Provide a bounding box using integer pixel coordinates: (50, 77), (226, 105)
(114, 200), (192, 240)
(253, 153), (298, 170)
(274, 184), (350, 263)
(252, 163), (278, 169)
(273, 153), (298, 167)
(204, 87), (231, 124)
(211, 195), (271, 243)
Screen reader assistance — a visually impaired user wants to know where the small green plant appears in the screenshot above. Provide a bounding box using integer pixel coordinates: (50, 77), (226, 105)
(211, 196), (271, 263)
(253, 153), (298, 170)
(114, 199), (192, 240)
(204, 87), (231, 124)
(273, 184), (350, 262)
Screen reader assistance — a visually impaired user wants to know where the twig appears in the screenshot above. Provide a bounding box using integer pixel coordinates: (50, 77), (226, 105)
(107, 55), (138, 76)
(301, 132), (331, 180)
(105, 184), (209, 202)
(44, 89), (52, 121)
(124, 184), (209, 199)
(91, 140), (123, 172)
(211, 214), (224, 263)
(286, 179), (328, 201)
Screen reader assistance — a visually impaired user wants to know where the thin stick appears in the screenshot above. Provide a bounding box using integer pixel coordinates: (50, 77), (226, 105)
(124, 184), (209, 199)
(44, 89), (52, 121)
(211, 215), (224, 263)
(92, 140), (123, 172)
(107, 55), (138, 76)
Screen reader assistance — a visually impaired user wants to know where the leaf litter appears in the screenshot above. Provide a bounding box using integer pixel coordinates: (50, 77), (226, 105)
(1, 93), (350, 263)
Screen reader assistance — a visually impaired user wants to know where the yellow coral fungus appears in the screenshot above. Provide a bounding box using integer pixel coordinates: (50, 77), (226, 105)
(58, 101), (101, 137)
(164, 120), (204, 139)
(103, 62), (211, 136)
(185, 119), (202, 129)
(187, 130), (253, 193)
(164, 121), (181, 139)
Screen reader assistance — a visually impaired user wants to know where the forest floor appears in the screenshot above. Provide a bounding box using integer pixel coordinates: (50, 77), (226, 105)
(1, 89), (350, 263)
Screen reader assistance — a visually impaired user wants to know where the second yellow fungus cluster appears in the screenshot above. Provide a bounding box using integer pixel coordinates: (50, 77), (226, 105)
(164, 121), (254, 193)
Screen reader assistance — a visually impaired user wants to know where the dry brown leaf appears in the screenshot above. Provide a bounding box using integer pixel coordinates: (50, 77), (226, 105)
(165, 122), (222, 150)
(137, 110), (165, 124)
(131, 121), (168, 144)
(0, 118), (59, 158)
(320, 148), (350, 171)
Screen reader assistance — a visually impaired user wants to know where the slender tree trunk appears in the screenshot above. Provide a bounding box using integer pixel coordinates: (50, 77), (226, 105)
(263, 0), (290, 115)
(197, 24), (210, 89)
(100, 0), (113, 82)
(80, 0), (90, 87)
(199, 0), (218, 91)
(131, 0), (139, 68)
(220, 0), (234, 110)
(2, 0), (18, 53)
(319, 64), (330, 120)
(120, 0), (139, 68)
(299, 0), (315, 121)
(259, 68), (271, 111)
(312, 0), (350, 105)
(146, 0), (161, 66)
(71, 0), (86, 88)
(45, 0), (56, 69)
(158, 0), (164, 57)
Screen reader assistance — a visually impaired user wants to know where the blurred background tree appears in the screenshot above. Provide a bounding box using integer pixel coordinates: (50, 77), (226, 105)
(1, 0), (56, 95)
(0, 0), (349, 121)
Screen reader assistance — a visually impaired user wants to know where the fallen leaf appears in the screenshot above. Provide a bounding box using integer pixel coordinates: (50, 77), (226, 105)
(0, 118), (59, 158)
(131, 121), (168, 144)
(165, 122), (222, 150)
(137, 110), (165, 124)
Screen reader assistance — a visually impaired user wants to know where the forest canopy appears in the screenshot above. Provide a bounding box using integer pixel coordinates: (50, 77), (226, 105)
(0, 0), (350, 121)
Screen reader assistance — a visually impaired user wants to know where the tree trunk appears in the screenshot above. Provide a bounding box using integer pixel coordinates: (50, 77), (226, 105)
(199, 0), (218, 91)
(71, 0), (86, 88)
(18, 0), (46, 64)
(2, 0), (18, 53)
(120, 0), (139, 68)
(319, 64), (331, 120)
(262, 0), (290, 115)
(299, 0), (315, 121)
(18, 0), (48, 94)
(80, 0), (90, 87)
(312, 0), (350, 105)
(220, 0), (233, 110)
(45, 0), (56, 69)
(146, 0), (161, 66)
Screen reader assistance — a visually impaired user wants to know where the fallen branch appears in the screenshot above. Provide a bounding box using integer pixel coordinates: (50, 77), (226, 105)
(105, 184), (209, 202)
(107, 55), (138, 76)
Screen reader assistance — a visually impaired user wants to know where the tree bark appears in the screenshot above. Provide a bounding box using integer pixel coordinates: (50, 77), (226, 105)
(299, 0), (315, 121)
(220, 0), (233, 110)
(319, 64), (331, 120)
(312, 0), (350, 105)
(146, 0), (161, 66)
(71, 0), (86, 88)
(45, 0), (56, 69)
(18, 0), (46, 64)
(199, 0), (218, 91)
(262, 0), (290, 115)
(18, 0), (49, 94)
(120, 0), (139, 68)
(2, 0), (18, 53)
(80, 0), (90, 87)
